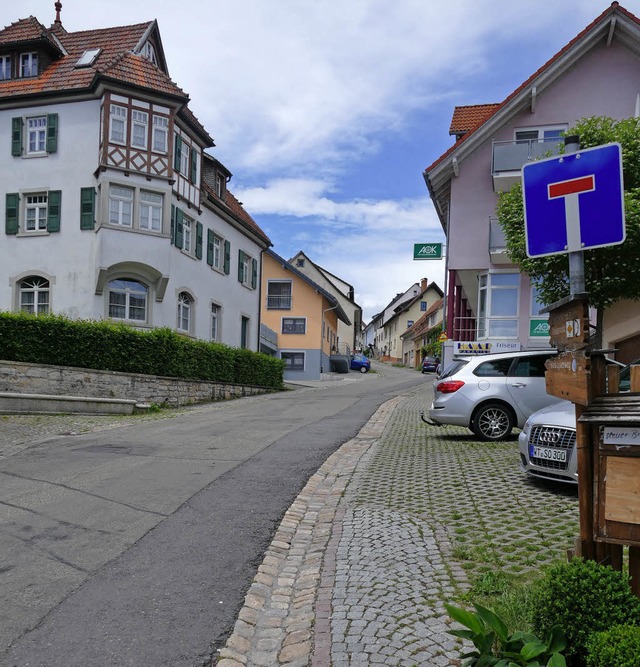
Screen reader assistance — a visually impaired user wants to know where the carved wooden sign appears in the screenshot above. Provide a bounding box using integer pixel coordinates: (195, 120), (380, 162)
(545, 296), (591, 406)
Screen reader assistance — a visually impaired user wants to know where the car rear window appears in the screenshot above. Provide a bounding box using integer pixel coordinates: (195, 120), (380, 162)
(439, 359), (468, 379)
(473, 358), (513, 377)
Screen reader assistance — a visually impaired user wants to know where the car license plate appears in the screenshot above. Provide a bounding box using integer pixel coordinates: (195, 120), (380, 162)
(530, 446), (567, 462)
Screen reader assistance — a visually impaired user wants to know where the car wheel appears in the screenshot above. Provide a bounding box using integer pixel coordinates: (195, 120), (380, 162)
(360, 366), (369, 373)
(472, 403), (514, 441)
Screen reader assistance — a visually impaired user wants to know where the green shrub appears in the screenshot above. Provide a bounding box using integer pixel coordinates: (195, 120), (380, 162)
(446, 601), (567, 666)
(530, 558), (640, 666)
(0, 312), (284, 389)
(586, 624), (640, 667)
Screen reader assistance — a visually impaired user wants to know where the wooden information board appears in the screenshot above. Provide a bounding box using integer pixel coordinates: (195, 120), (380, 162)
(545, 296), (591, 406)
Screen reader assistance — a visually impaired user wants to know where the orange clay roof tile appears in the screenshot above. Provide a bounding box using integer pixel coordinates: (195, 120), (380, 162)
(0, 16), (47, 45)
(449, 104), (500, 136)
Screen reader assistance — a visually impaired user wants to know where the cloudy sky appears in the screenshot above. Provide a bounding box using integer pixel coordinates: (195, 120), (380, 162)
(25, 0), (613, 320)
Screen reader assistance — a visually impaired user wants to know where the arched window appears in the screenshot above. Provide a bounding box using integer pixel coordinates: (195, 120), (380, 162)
(108, 278), (148, 322)
(19, 276), (50, 315)
(177, 292), (193, 333)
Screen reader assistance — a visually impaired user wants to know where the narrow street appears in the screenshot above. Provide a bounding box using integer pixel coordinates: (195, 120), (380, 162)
(0, 363), (426, 666)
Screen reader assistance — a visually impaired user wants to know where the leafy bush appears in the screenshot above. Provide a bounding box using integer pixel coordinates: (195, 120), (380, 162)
(0, 312), (284, 389)
(586, 624), (640, 667)
(446, 602), (567, 666)
(530, 558), (640, 666)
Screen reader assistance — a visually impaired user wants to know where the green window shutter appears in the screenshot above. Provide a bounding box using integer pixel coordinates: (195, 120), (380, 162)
(190, 147), (198, 184)
(46, 114), (58, 153)
(47, 190), (62, 232)
(224, 240), (231, 275)
(170, 204), (175, 245)
(206, 229), (214, 266)
(238, 250), (245, 282)
(174, 135), (182, 172)
(5, 193), (19, 235)
(80, 187), (95, 230)
(11, 118), (23, 156)
(252, 258), (258, 290)
(175, 208), (184, 249)
(195, 221), (203, 259)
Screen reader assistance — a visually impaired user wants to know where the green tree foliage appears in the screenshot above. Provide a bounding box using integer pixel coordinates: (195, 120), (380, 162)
(498, 116), (640, 312)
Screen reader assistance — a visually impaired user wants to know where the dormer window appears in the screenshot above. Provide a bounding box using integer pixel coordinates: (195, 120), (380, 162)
(20, 52), (38, 77)
(215, 173), (224, 198)
(141, 42), (157, 65)
(0, 55), (10, 80)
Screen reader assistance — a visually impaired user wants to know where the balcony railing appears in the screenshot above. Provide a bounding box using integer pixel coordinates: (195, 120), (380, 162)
(489, 217), (507, 254)
(492, 137), (563, 174)
(266, 295), (292, 309)
(453, 316), (518, 341)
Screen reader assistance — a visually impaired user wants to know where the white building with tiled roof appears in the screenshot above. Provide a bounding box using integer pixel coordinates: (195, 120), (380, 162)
(0, 4), (271, 350)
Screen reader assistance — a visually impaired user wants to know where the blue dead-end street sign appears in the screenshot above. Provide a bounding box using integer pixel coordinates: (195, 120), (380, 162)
(522, 142), (625, 258)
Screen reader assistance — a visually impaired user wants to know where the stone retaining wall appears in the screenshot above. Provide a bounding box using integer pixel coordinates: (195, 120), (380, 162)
(0, 360), (274, 407)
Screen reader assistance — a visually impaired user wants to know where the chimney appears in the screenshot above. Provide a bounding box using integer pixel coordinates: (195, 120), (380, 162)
(421, 278), (428, 292)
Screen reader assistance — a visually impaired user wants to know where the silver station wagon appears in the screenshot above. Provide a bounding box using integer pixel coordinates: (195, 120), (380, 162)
(428, 350), (558, 441)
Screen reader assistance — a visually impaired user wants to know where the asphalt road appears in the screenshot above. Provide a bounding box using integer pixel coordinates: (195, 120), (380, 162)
(0, 363), (429, 667)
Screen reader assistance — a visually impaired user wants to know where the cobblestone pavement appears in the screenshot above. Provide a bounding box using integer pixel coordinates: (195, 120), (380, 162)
(218, 384), (580, 666)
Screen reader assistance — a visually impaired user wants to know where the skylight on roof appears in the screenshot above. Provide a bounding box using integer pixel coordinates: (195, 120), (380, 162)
(75, 48), (101, 68)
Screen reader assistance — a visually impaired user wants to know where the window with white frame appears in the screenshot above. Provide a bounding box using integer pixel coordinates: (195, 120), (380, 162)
(109, 104), (127, 144)
(177, 292), (193, 333)
(139, 191), (163, 231)
(131, 110), (148, 148)
(211, 232), (223, 270)
(211, 303), (221, 342)
(141, 42), (157, 64)
(281, 351), (304, 371)
(0, 55), (11, 80)
(25, 194), (48, 232)
(282, 317), (305, 334)
(27, 116), (47, 154)
(180, 142), (190, 177)
(182, 215), (193, 253)
(20, 52), (37, 77)
(19, 276), (49, 315)
(108, 279), (147, 322)
(215, 173), (224, 197)
(267, 281), (292, 309)
(477, 272), (519, 339)
(239, 252), (251, 287)
(109, 186), (133, 227)
(152, 115), (168, 153)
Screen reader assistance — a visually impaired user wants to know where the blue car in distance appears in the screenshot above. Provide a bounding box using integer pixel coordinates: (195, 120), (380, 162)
(350, 354), (371, 373)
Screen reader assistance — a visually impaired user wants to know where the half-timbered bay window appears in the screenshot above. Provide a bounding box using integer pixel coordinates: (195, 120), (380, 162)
(109, 104), (127, 144)
(11, 114), (58, 156)
(109, 186), (133, 227)
(267, 280), (292, 309)
(20, 52), (37, 77)
(131, 110), (148, 149)
(174, 135), (198, 183)
(108, 279), (147, 322)
(152, 115), (168, 153)
(19, 276), (49, 315)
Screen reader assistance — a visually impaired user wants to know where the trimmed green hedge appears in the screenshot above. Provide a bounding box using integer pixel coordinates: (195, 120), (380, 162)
(0, 313), (284, 389)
